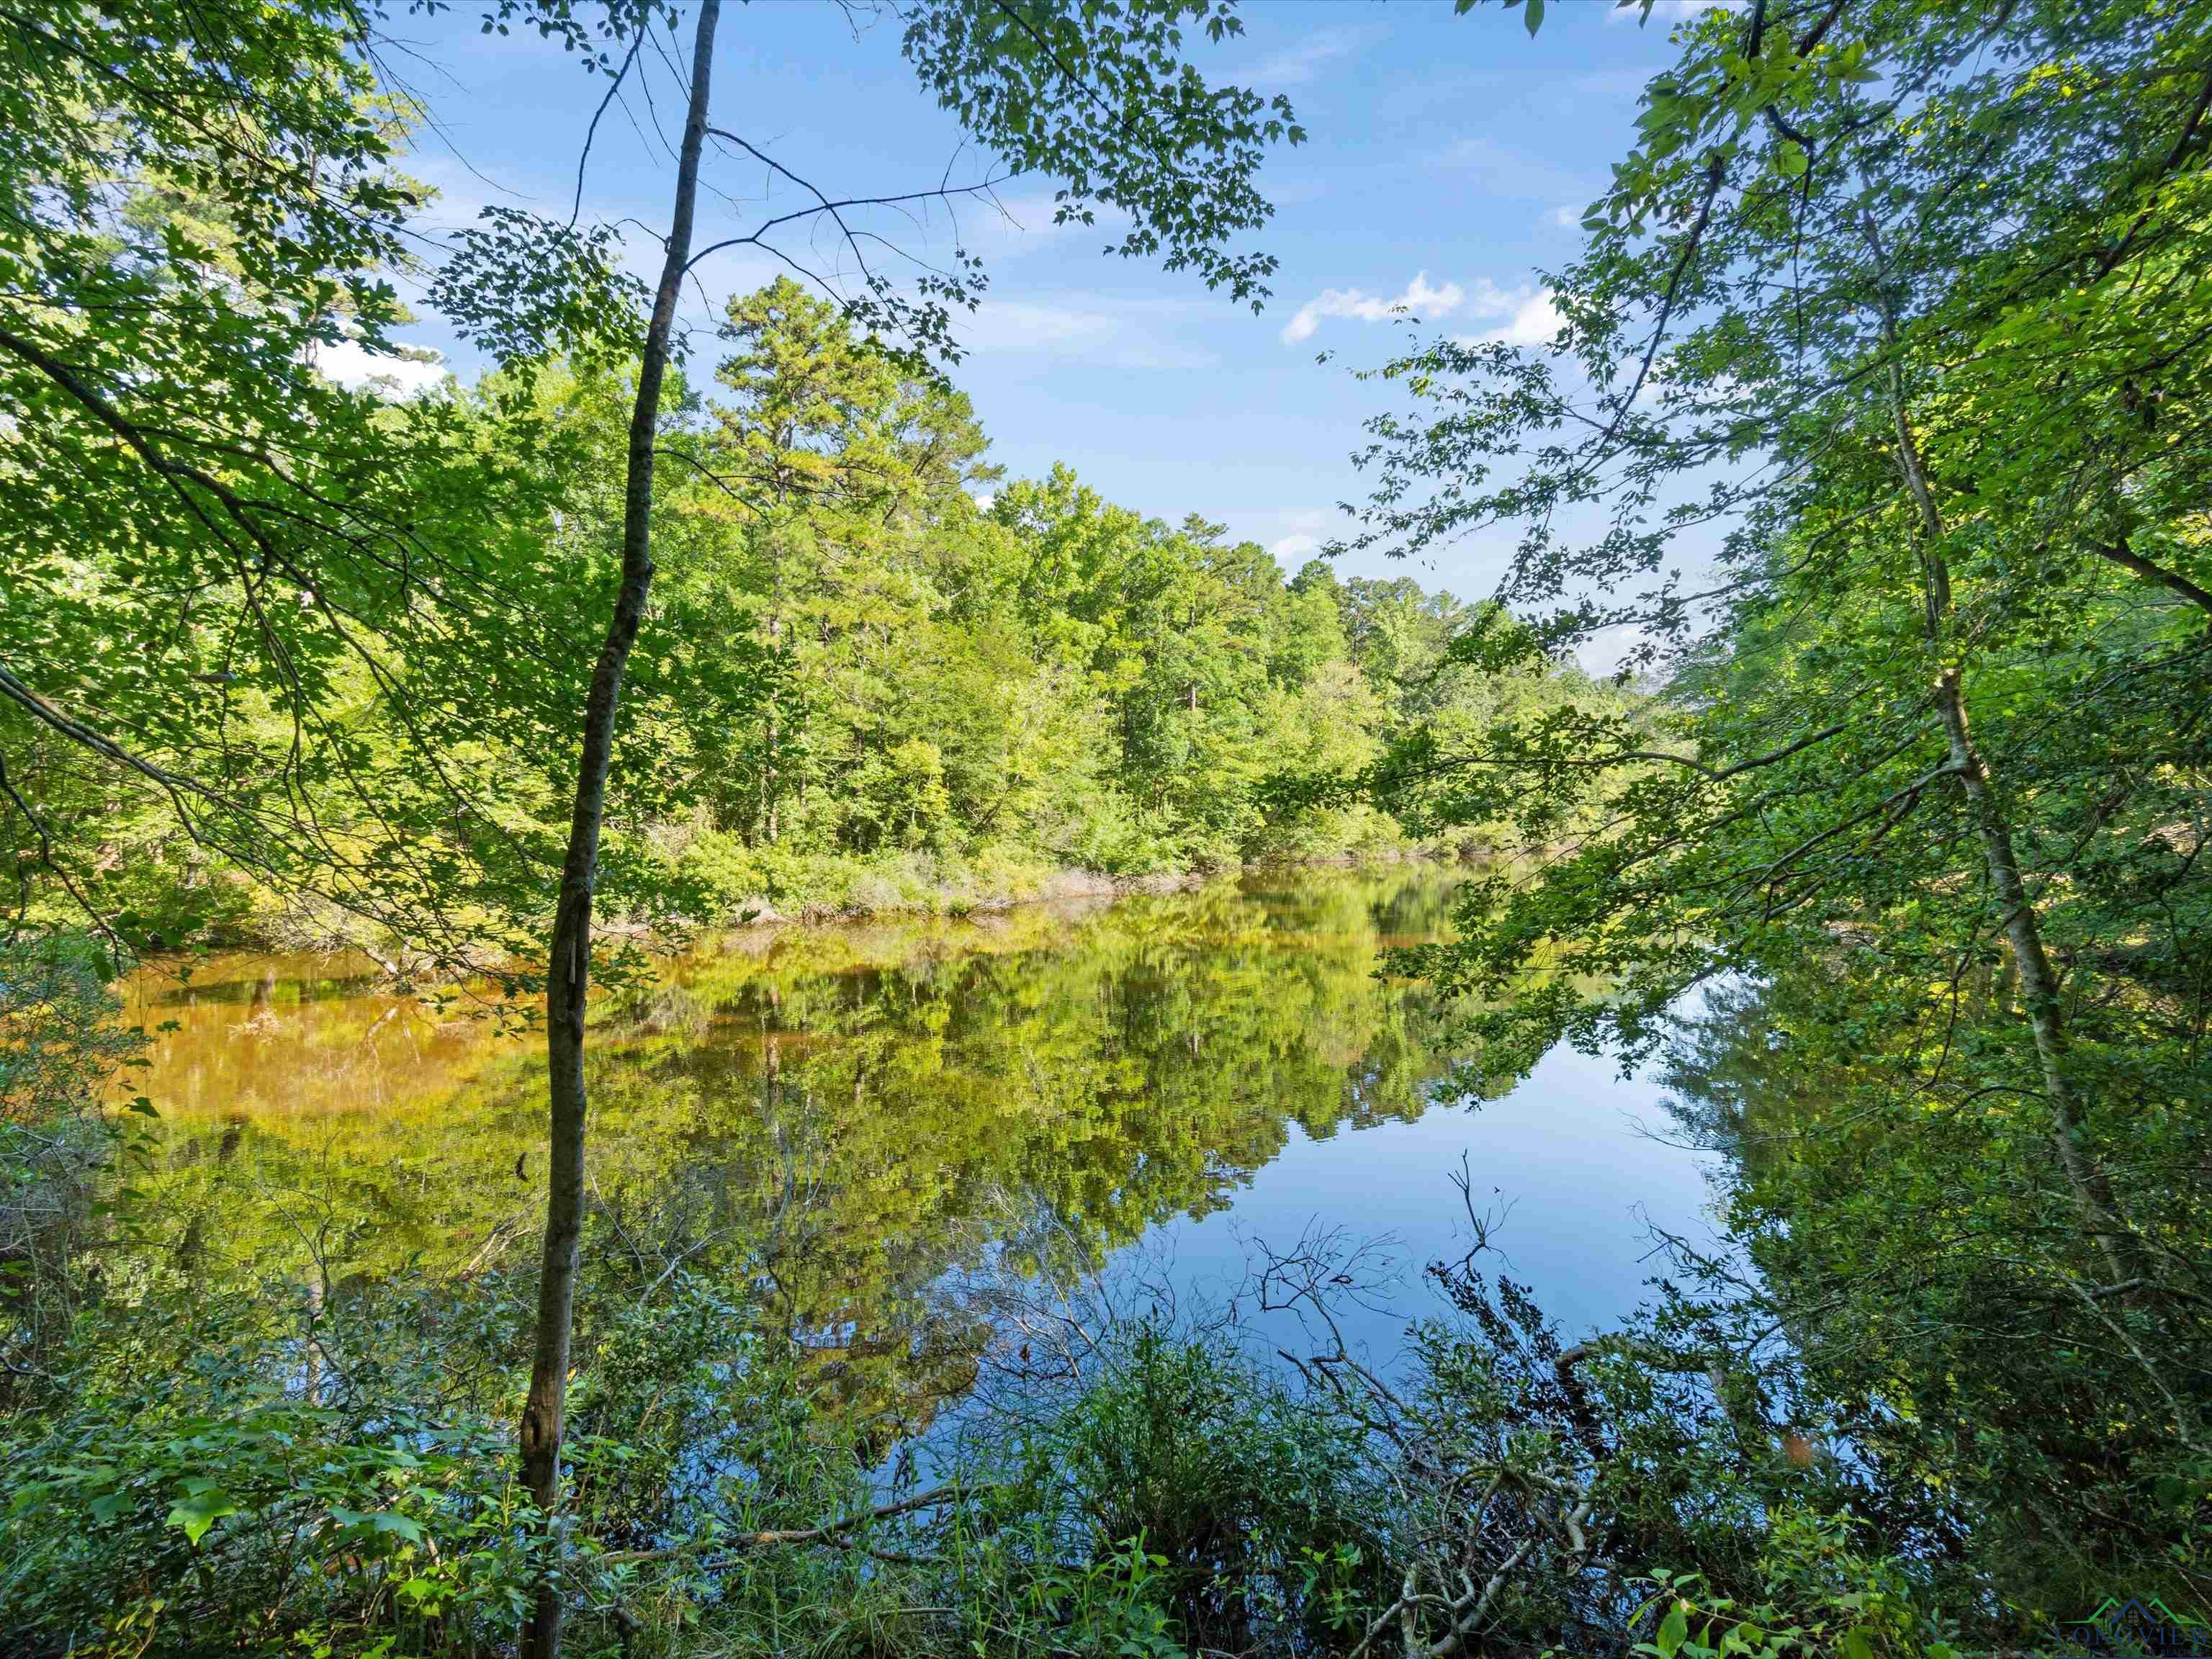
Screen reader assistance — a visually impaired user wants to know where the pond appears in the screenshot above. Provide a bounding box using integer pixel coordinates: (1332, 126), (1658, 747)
(117, 868), (1719, 1443)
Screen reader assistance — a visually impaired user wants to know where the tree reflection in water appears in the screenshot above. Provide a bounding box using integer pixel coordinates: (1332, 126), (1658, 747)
(118, 871), (1478, 1439)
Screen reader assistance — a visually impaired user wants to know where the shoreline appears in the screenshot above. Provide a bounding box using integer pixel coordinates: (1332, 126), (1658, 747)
(120, 850), (1475, 992)
(679, 845), (1466, 929)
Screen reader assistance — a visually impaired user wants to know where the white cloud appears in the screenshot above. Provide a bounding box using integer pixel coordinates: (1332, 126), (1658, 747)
(1573, 623), (1644, 677)
(1257, 508), (1331, 568)
(1548, 203), (1583, 230)
(971, 492), (996, 513)
(1468, 289), (1564, 350)
(313, 338), (449, 397)
(1250, 27), (1359, 88)
(1281, 270), (1469, 345)
(1606, 0), (1740, 22)
(1282, 274), (1552, 349)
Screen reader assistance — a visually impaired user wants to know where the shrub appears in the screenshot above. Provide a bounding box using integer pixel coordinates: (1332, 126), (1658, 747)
(0, 1284), (544, 1658)
(1023, 1321), (1390, 1654)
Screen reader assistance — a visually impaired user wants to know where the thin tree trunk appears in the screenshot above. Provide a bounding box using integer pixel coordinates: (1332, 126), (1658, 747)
(763, 606), (781, 845)
(304, 1270), (325, 1407)
(1882, 354), (2141, 1287)
(518, 6), (721, 1655)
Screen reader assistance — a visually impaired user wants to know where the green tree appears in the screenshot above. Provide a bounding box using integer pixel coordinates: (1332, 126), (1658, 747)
(698, 277), (1004, 854)
(0, 0), (590, 974)
(425, 6), (1308, 1647)
(1347, 0), (2211, 1262)
(1336, 0), (2212, 1619)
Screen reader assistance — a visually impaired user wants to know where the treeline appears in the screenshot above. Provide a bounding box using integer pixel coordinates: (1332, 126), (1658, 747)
(5, 276), (1602, 953)
(601, 276), (1582, 908)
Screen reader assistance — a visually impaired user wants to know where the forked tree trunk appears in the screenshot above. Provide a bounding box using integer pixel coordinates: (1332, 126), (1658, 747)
(518, 5), (722, 1655)
(1882, 356), (2142, 1289)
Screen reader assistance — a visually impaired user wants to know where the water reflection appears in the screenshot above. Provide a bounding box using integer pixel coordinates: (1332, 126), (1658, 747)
(118, 870), (1714, 1437)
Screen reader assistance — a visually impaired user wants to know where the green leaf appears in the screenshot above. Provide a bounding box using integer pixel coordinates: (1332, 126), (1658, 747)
(1656, 1604), (1690, 1658)
(166, 1485), (239, 1546)
(332, 1507), (426, 1544)
(1524, 0), (1546, 35)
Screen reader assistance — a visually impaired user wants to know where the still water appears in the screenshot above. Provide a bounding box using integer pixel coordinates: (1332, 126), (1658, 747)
(120, 870), (1716, 1432)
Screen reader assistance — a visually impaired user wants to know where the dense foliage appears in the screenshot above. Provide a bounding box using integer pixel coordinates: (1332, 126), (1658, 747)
(0, 0), (595, 972)
(628, 275), (1558, 900)
(6, 277), (1566, 949)
(1341, 0), (2212, 1636)
(8, 0), (2211, 1653)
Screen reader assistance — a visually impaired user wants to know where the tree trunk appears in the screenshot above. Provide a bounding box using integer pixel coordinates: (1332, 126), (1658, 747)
(518, 6), (721, 1655)
(763, 703), (778, 845)
(1883, 356), (2141, 1287)
(763, 615), (780, 846)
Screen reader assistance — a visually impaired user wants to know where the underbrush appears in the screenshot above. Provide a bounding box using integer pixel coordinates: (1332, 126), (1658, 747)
(0, 1241), (1969, 1659)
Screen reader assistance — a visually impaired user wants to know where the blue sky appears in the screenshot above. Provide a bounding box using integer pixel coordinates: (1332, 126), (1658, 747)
(369, 0), (1717, 601)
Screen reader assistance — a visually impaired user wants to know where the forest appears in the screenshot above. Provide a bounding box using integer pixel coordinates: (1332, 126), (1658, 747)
(14, 269), (1561, 948)
(3, 0), (2210, 1657)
